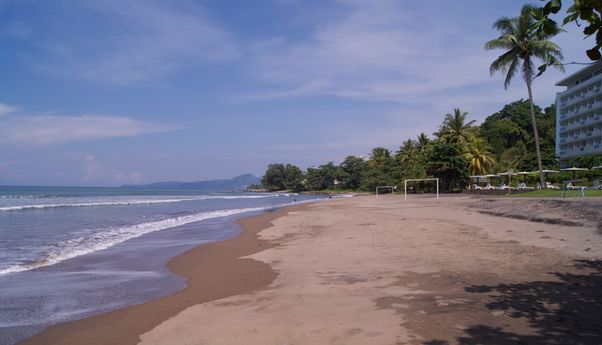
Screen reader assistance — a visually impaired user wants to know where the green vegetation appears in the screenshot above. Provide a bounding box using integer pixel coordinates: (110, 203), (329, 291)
(534, 0), (602, 60)
(511, 189), (602, 198)
(258, 98), (602, 194)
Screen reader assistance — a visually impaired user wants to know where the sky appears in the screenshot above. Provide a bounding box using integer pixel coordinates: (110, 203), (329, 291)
(0, 0), (594, 186)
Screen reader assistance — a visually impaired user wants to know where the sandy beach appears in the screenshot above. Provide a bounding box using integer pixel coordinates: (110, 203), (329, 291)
(21, 195), (602, 345)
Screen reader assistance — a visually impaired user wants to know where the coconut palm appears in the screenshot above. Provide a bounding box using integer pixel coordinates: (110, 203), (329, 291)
(463, 137), (496, 176)
(438, 108), (477, 145)
(416, 133), (430, 150)
(369, 147), (391, 169)
(485, 4), (564, 186)
(397, 139), (417, 163)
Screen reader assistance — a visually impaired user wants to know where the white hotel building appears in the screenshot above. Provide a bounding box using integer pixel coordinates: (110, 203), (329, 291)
(556, 61), (602, 162)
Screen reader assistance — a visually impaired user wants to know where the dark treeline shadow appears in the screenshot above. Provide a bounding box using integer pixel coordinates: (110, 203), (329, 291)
(423, 260), (602, 345)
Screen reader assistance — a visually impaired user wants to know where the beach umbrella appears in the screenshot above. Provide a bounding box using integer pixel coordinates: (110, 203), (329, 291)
(469, 175), (484, 183)
(534, 170), (559, 186)
(516, 171), (532, 183)
(483, 174), (498, 186)
(497, 171), (514, 185)
(593, 166), (602, 170)
(561, 167), (589, 180)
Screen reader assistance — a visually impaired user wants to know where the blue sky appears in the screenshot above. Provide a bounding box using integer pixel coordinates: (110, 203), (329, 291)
(0, 0), (593, 186)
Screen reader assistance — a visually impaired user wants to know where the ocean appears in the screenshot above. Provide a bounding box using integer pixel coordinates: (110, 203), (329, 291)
(0, 186), (327, 345)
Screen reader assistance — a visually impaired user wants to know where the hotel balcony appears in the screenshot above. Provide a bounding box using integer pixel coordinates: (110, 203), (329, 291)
(560, 116), (602, 133)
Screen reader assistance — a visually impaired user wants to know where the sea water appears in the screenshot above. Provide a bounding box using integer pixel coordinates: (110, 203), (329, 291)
(0, 186), (325, 344)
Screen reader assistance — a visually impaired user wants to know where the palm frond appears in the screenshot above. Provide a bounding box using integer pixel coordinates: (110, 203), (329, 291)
(492, 17), (516, 35)
(489, 48), (520, 76)
(504, 58), (519, 89)
(484, 36), (515, 51)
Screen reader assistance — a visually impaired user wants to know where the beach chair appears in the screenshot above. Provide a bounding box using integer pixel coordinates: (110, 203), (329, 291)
(545, 182), (560, 190)
(517, 183), (532, 190)
(498, 183), (509, 190)
(472, 184), (483, 190)
(483, 183), (494, 190)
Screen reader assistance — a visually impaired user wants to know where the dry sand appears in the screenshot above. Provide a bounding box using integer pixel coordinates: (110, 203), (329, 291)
(137, 195), (602, 345)
(21, 195), (602, 345)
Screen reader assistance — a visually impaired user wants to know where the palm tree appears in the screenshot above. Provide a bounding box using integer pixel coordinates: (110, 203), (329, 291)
(416, 133), (430, 150)
(485, 4), (564, 186)
(463, 137), (496, 176)
(369, 147), (391, 169)
(438, 108), (477, 145)
(397, 139), (417, 163)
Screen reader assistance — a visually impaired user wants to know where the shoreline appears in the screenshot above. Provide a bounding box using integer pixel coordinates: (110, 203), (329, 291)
(18, 204), (305, 345)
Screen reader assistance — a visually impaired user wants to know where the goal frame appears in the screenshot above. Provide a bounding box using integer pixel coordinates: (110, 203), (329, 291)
(403, 178), (439, 201)
(375, 185), (397, 196)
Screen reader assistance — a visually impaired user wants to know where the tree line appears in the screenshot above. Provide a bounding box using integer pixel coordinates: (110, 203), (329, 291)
(258, 100), (592, 193)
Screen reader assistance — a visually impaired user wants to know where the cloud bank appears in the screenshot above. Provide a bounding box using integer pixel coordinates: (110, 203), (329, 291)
(0, 102), (17, 116)
(28, 0), (238, 84)
(0, 113), (169, 145)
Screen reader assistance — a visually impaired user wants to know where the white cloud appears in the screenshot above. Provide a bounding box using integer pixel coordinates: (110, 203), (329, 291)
(234, 0), (590, 118)
(0, 114), (169, 145)
(0, 102), (17, 116)
(33, 0), (238, 83)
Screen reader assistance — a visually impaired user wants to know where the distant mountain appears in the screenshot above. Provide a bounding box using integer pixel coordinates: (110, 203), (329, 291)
(121, 174), (261, 191)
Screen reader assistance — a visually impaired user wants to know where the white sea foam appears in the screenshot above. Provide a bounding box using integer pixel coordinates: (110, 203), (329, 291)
(0, 194), (279, 212)
(0, 206), (269, 275)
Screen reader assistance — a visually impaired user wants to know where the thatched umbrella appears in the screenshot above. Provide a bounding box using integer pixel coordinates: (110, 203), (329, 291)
(561, 167), (589, 180)
(534, 170), (559, 187)
(516, 171), (532, 183)
(469, 175), (485, 184)
(484, 174), (498, 187)
(497, 171), (514, 186)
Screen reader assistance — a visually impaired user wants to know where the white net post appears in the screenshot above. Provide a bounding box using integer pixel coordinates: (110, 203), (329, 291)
(376, 186), (396, 196)
(403, 178), (439, 201)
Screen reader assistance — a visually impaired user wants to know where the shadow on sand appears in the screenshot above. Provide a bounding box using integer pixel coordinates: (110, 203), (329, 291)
(423, 260), (602, 345)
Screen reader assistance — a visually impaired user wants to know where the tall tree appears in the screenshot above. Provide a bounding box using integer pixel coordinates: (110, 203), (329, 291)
(463, 136), (496, 176)
(261, 163), (286, 191)
(423, 142), (469, 192)
(283, 164), (305, 192)
(437, 108), (477, 145)
(369, 147), (392, 169)
(338, 156), (367, 190)
(485, 5), (564, 186)
(396, 139), (417, 163)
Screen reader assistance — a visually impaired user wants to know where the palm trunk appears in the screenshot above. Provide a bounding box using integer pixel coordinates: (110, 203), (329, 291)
(526, 78), (545, 187)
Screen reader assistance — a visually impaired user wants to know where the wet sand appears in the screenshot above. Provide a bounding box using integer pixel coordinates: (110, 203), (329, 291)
(18, 206), (305, 345)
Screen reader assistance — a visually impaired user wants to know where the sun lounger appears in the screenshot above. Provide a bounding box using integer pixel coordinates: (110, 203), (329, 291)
(483, 183), (495, 190)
